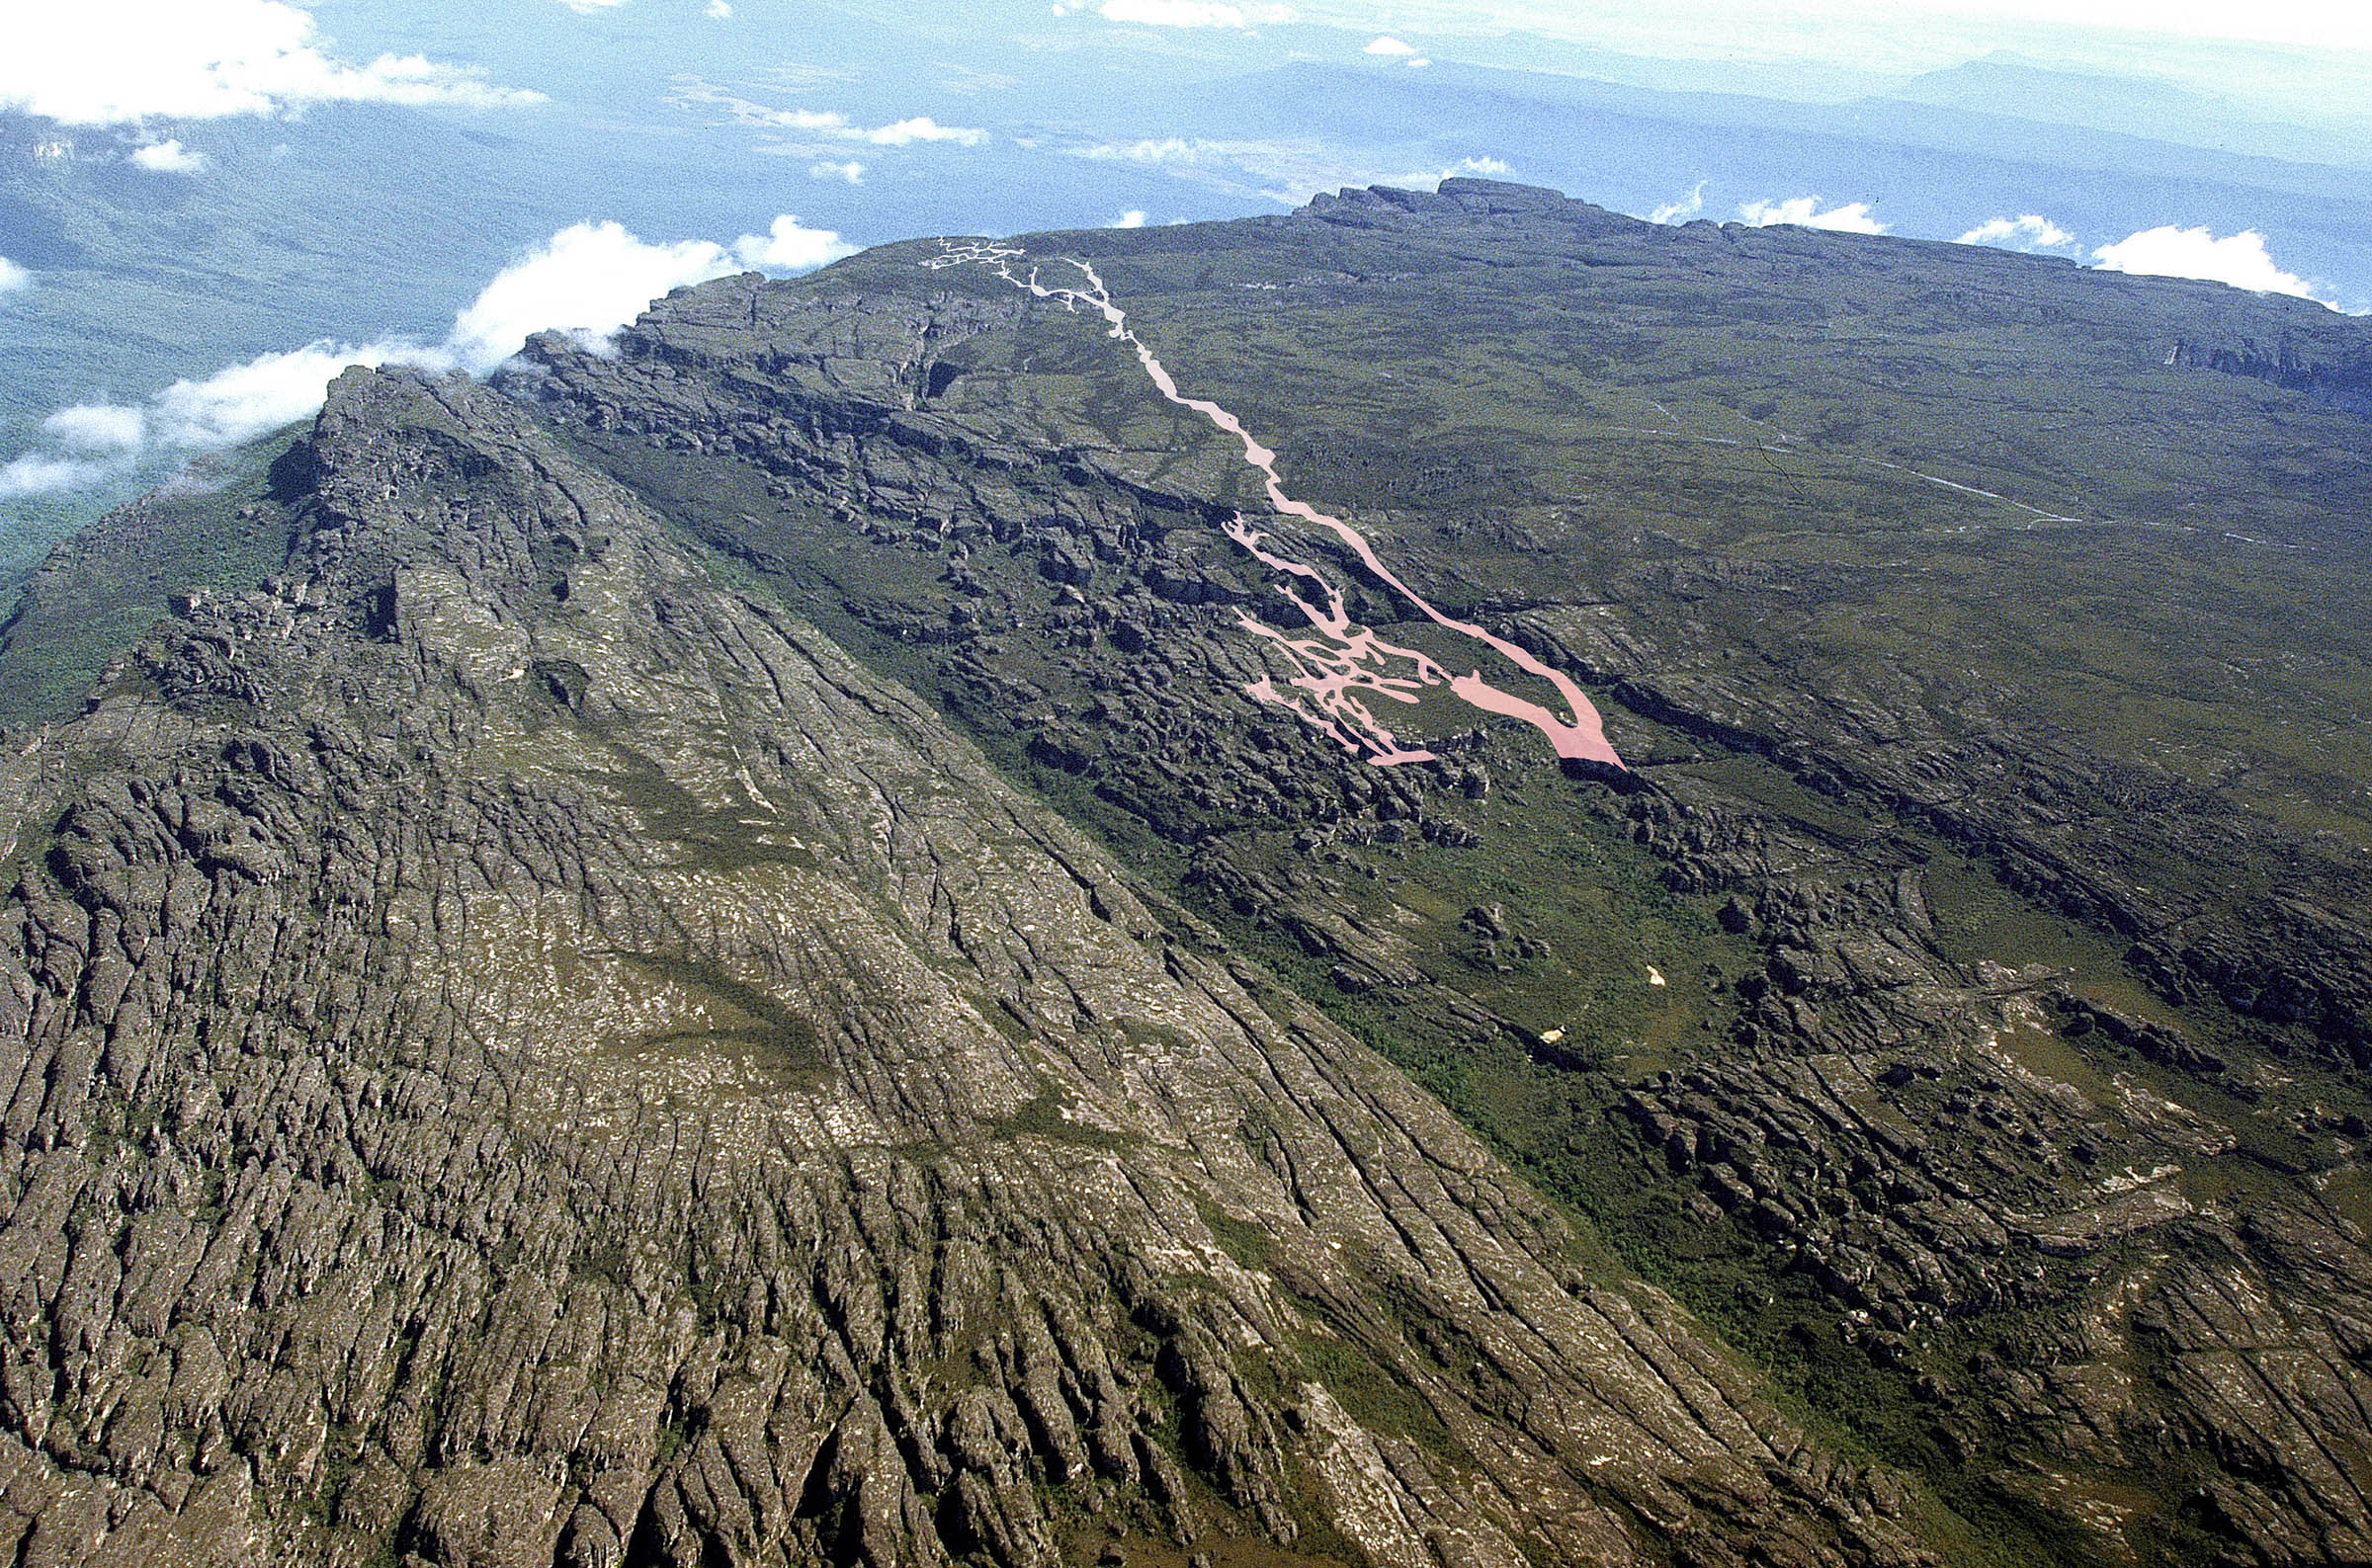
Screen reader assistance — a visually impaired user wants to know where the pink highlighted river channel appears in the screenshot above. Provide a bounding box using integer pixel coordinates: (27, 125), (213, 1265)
(923, 241), (1624, 772)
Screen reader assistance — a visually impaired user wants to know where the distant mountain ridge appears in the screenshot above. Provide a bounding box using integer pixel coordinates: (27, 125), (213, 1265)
(11, 36), (2372, 571)
(1886, 52), (2372, 170)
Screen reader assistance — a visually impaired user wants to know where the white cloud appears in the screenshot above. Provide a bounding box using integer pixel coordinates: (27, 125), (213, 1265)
(706, 0), (732, 14)
(447, 224), (729, 371)
(1958, 213), (2076, 252)
(450, 217), (847, 369)
(130, 137), (210, 174)
(160, 340), (437, 446)
(731, 214), (857, 274)
(0, 0), (541, 125)
(1110, 209), (1148, 228)
(862, 116), (985, 146)
(809, 159), (866, 183)
(557, 0), (628, 10)
(1364, 35), (1415, 53)
(0, 455), (109, 498)
(9, 343), (430, 491)
(2089, 225), (2326, 302)
(0, 258), (29, 294)
(1, 213), (857, 493)
(1083, 136), (1211, 164)
(1737, 195), (1888, 234)
(673, 82), (988, 146)
(1650, 180), (1707, 224)
(44, 404), (148, 452)
(1096, 0), (1295, 26)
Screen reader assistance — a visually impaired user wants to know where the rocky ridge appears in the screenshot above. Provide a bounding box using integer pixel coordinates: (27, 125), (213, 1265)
(0, 366), (1929, 1567)
(498, 181), (2372, 1564)
(6, 179), (2372, 1567)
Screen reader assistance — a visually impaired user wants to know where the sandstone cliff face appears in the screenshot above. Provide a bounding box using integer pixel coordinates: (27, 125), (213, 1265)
(0, 369), (1925, 1567)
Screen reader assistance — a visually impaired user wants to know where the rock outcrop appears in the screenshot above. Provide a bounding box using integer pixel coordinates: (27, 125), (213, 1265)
(0, 370), (1926, 1566)
(9, 180), (2372, 1567)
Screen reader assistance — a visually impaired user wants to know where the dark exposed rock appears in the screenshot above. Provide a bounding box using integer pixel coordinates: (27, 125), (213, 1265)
(477, 199), (2372, 1565)
(9, 182), (2372, 1568)
(0, 369), (1925, 1567)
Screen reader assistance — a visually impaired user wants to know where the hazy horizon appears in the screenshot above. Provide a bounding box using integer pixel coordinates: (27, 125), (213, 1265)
(6, 0), (2370, 564)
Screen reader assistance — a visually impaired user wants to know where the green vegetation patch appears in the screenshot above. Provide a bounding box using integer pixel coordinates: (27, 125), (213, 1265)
(0, 432), (301, 729)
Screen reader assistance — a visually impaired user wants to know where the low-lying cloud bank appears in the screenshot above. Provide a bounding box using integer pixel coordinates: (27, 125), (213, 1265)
(1737, 195), (1887, 234)
(1955, 211), (2337, 305)
(1956, 213), (2076, 253)
(673, 81), (987, 147)
(0, 0), (539, 124)
(1649, 181), (1707, 224)
(443, 217), (847, 371)
(1667, 195), (2324, 309)
(1711, 197), (2336, 308)
(0, 457), (109, 501)
(42, 405), (147, 453)
(0, 215), (854, 499)
(1362, 34), (1429, 65)
(131, 138), (211, 174)
(2091, 225), (2324, 300)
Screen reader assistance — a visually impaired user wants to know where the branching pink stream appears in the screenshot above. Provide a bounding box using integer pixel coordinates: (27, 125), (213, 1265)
(923, 241), (1624, 771)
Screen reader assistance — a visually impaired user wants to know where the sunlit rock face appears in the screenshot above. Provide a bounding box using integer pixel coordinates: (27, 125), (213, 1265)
(5, 180), (2372, 1568)
(0, 366), (1917, 1568)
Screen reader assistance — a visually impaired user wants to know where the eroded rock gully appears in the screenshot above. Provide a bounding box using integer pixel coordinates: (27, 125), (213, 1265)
(0, 371), (1925, 1566)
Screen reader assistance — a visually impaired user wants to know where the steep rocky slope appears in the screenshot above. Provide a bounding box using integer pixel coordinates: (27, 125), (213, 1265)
(0, 367), (1927, 1567)
(501, 181), (2372, 1565)
(6, 179), (2372, 1567)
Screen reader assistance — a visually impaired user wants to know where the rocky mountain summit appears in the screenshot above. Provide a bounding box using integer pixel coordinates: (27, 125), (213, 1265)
(4, 180), (2372, 1566)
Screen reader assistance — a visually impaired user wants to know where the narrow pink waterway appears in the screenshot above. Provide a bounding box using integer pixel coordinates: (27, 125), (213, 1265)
(923, 241), (1624, 771)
